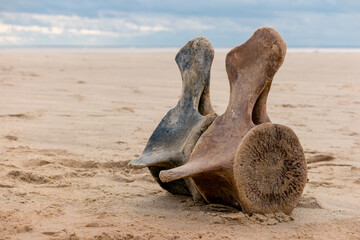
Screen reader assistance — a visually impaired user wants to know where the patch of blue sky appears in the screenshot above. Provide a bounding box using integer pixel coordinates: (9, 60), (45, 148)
(0, 0), (359, 47)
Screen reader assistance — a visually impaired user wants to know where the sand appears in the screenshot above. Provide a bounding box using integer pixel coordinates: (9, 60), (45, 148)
(0, 51), (359, 239)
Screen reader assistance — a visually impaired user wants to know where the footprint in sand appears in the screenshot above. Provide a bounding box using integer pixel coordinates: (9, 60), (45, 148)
(4, 135), (18, 141)
(0, 110), (45, 119)
(0, 113), (32, 119)
(6, 170), (50, 184)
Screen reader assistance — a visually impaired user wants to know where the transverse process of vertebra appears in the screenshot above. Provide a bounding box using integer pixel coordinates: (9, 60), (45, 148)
(129, 27), (308, 215)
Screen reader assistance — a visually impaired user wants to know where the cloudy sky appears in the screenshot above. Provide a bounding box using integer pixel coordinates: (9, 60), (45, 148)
(0, 0), (359, 47)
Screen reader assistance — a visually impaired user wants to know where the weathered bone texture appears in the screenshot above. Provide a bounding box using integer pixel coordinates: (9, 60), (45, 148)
(234, 123), (307, 214)
(128, 37), (217, 198)
(160, 27), (307, 214)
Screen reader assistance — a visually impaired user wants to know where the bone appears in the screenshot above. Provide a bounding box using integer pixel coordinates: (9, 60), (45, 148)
(160, 27), (307, 214)
(128, 37), (217, 199)
(252, 83), (272, 124)
(233, 123), (307, 214)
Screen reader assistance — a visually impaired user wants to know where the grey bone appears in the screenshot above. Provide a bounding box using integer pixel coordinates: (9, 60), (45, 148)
(128, 37), (217, 199)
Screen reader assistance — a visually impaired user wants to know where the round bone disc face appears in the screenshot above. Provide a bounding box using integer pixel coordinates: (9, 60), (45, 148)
(233, 123), (307, 214)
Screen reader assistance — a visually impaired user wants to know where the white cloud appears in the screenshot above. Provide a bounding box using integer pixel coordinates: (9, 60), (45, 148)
(0, 12), (174, 40)
(0, 8), (359, 47)
(0, 36), (20, 43)
(0, 11), (218, 45)
(0, 22), (64, 35)
(67, 28), (118, 36)
(0, 11), (217, 36)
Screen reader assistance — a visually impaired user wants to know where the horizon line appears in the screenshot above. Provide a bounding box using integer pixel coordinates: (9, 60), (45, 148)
(1, 46), (360, 53)
(1, 44), (360, 48)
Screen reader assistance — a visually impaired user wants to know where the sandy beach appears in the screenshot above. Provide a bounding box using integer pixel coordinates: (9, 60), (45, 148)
(0, 51), (359, 239)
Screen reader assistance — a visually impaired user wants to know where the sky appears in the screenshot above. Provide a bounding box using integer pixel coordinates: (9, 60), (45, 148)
(0, 0), (359, 48)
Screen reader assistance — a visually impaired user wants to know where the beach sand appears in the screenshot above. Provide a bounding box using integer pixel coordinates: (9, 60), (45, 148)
(0, 51), (359, 239)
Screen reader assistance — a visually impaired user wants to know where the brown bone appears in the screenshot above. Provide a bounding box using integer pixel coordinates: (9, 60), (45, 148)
(159, 27), (307, 214)
(128, 37), (217, 199)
